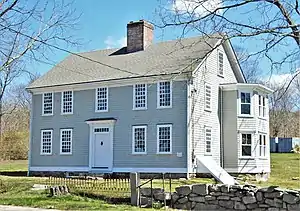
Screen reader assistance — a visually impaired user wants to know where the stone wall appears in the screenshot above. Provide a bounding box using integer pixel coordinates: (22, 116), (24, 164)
(140, 184), (300, 210)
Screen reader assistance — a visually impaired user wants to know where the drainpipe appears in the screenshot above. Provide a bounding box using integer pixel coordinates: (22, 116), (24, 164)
(219, 87), (224, 168)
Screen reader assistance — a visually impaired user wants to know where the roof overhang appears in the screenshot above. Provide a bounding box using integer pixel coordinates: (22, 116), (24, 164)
(220, 83), (274, 94)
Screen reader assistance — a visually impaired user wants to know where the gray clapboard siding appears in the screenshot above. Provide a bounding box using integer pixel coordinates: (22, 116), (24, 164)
(30, 81), (188, 169)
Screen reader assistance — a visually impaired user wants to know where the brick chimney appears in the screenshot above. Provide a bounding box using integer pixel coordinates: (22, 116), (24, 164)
(127, 20), (154, 53)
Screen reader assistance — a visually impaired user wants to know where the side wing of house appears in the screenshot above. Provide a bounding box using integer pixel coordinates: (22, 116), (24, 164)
(187, 41), (241, 174)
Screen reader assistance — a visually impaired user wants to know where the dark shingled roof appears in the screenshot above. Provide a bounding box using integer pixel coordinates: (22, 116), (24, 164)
(28, 35), (221, 89)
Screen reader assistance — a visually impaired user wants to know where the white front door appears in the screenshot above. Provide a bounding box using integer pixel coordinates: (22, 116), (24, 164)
(92, 127), (112, 169)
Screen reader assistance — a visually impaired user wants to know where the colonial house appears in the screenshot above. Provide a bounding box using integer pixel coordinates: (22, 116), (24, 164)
(27, 20), (273, 177)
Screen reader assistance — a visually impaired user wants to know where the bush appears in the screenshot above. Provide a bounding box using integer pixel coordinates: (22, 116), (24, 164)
(0, 131), (28, 160)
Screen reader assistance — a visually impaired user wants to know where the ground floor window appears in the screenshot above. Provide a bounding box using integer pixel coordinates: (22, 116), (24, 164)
(41, 130), (52, 155)
(259, 134), (267, 157)
(60, 129), (73, 154)
(157, 124), (172, 154)
(205, 127), (212, 154)
(132, 126), (147, 154)
(241, 133), (252, 156)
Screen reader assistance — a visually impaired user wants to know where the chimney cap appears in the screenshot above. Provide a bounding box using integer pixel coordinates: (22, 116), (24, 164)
(127, 19), (154, 29)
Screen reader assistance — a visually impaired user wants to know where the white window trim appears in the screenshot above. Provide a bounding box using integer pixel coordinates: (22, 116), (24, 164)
(204, 83), (212, 112)
(60, 128), (73, 155)
(132, 125), (147, 155)
(40, 129), (53, 155)
(157, 81), (172, 109)
(258, 95), (267, 119)
(156, 124), (172, 154)
(240, 133), (253, 158)
(61, 91), (73, 115)
(204, 126), (212, 155)
(238, 90), (253, 117)
(217, 50), (224, 77)
(133, 84), (147, 110)
(258, 134), (267, 157)
(95, 87), (108, 112)
(42, 92), (53, 116)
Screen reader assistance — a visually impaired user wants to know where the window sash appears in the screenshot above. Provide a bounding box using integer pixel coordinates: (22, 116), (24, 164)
(157, 125), (172, 153)
(157, 81), (172, 108)
(96, 87), (108, 112)
(218, 52), (224, 75)
(241, 134), (252, 157)
(240, 92), (251, 115)
(259, 134), (267, 157)
(205, 84), (212, 111)
(259, 95), (267, 117)
(205, 127), (212, 154)
(133, 84), (147, 109)
(41, 130), (52, 155)
(42, 92), (53, 115)
(60, 129), (72, 154)
(132, 126), (147, 154)
(61, 91), (73, 114)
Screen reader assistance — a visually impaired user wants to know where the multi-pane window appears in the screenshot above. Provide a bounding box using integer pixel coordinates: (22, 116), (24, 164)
(132, 126), (147, 154)
(96, 87), (108, 112)
(205, 83), (212, 111)
(133, 84), (147, 109)
(259, 134), (267, 157)
(205, 127), (212, 154)
(157, 81), (172, 108)
(259, 95), (267, 118)
(157, 125), (172, 153)
(61, 91), (73, 114)
(60, 129), (72, 154)
(94, 128), (109, 133)
(218, 51), (224, 76)
(41, 130), (52, 155)
(241, 134), (252, 156)
(240, 92), (251, 115)
(42, 92), (53, 115)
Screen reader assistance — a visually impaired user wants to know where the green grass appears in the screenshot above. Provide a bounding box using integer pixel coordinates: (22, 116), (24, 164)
(0, 153), (299, 210)
(0, 160), (28, 172)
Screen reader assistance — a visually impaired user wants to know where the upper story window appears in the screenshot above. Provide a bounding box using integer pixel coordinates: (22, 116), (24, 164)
(40, 129), (52, 155)
(259, 134), (266, 157)
(132, 126), (147, 154)
(61, 91), (73, 114)
(157, 124), (172, 154)
(205, 83), (212, 111)
(157, 81), (172, 108)
(133, 84), (147, 110)
(96, 87), (108, 112)
(205, 127), (212, 154)
(42, 92), (53, 116)
(259, 95), (267, 118)
(240, 92), (251, 115)
(60, 129), (72, 155)
(241, 133), (252, 157)
(218, 51), (224, 76)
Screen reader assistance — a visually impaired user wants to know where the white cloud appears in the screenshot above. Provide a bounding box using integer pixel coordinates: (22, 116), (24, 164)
(172, 0), (222, 17)
(266, 70), (300, 89)
(104, 36), (127, 49)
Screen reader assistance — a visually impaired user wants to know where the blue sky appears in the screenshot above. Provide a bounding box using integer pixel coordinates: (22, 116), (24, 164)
(30, 0), (298, 84)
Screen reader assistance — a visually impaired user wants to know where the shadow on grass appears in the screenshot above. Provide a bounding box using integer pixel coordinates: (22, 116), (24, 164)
(74, 191), (131, 205)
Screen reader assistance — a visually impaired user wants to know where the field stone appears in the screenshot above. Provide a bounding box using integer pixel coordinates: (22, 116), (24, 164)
(204, 195), (216, 201)
(217, 195), (230, 200)
(178, 196), (189, 204)
(283, 193), (300, 204)
(265, 199), (276, 206)
(154, 192), (171, 201)
(260, 186), (279, 193)
(287, 203), (300, 211)
(256, 191), (264, 201)
(208, 184), (220, 192)
(242, 196), (257, 204)
(192, 184), (208, 195)
(219, 200), (234, 209)
(207, 200), (219, 205)
(189, 196), (205, 203)
(171, 192), (180, 203)
(267, 208), (280, 211)
(176, 185), (192, 196)
(232, 197), (242, 201)
(234, 201), (246, 210)
(174, 201), (192, 210)
(264, 192), (283, 198)
(140, 188), (151, 197)
(220, 185), (230, 193)
(247, 203), (258, 209)
(193, 203), (220, 210)
(259, 204), (270, 208)
(210, 191), (222, 196)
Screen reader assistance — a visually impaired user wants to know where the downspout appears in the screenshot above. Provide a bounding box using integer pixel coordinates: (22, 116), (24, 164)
(220, 87), (225, 168)
(27, 92), (33, 176)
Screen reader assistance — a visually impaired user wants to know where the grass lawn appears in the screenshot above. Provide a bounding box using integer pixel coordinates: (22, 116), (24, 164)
(0, 153), (299, 210)
(0, 160), (28, 172)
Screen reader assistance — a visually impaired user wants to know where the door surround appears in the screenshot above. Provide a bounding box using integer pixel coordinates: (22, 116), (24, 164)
(86, 119), (116, 172)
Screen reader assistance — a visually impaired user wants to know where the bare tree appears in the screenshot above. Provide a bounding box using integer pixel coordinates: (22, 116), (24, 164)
(156, 0), (300, 82)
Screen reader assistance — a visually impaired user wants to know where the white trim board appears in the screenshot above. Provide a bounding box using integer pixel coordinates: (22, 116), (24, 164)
(29, 167), (187, 173)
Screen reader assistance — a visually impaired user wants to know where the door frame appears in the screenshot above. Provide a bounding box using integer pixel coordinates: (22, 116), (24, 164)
(86, 119), (116, 172)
